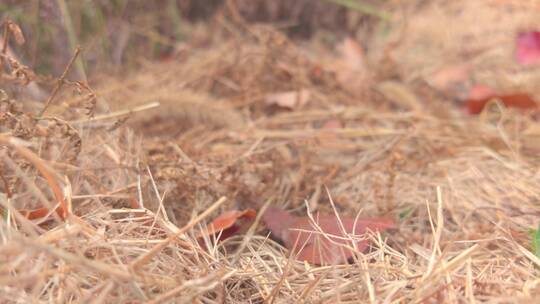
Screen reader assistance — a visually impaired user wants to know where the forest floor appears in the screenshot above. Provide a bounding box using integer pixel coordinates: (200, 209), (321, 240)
(2, 0), (540, 302)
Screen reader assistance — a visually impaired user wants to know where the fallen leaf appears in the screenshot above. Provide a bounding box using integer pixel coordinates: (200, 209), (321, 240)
(338, 37), (366, 69)
(465, 85), (538, 114)
(20, 207), (50, 220)
(321, 119), (343, 129)
(467, 84), (496, 101)
(129, 196), (142, 209)
(516, 31), (540, 65)
(265, 89), (310, 109)
(262, 207), (395, 265)
(199, 209), (256, 242)
(427, 64), (470, 98)
(334, 37), (371, 96)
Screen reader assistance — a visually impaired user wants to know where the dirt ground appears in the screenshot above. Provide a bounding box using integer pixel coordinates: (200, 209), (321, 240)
(2, 0), (540, 302)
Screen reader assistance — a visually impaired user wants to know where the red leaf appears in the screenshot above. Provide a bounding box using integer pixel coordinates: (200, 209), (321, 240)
(262, 207), (395, 265)
(20, 207), (50, 220)
(261, 207), (295, 240)
(465, 85), (538, 114)
(516, 31), (540, 65)
(199, 209), (256, 242)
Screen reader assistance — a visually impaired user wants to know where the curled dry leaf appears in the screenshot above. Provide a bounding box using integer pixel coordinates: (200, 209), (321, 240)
(199, 209), (257, 242)
(516, 31), (540, 65)
(465, 85), (538, 114)
(262, 207), (396, 265)
(265, 89), (310, 109)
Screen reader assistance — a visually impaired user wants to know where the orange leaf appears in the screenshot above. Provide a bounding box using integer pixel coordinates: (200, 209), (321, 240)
(199, 209), (256, 241)
(465, 85), (538, 114)
(263, 207), (395, 265)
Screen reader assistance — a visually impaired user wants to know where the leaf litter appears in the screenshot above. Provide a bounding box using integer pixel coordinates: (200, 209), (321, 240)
(2, 3), (540, 302)
(262, 207), (395, 265)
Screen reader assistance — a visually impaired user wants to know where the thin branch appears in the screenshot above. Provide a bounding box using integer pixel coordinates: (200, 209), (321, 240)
(38, 46), (81, 117)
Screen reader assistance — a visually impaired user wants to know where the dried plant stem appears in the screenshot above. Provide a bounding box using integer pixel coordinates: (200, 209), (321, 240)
(71, 101), (160, 124)
(1, 20), (9, 54)
(146, 269), (233, 304)
(0, 135), (68, 220)
(16, 233), (132, 280)
(130, 196), (227, 270)
(56, 0), (87, 82)
(39, 47), (81, 117)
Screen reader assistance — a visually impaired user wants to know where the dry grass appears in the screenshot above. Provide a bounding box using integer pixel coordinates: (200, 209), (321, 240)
(2, 1), (540, 303)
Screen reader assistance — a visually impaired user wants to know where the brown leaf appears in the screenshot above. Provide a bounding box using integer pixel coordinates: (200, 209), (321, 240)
(465, 85), (538, 114)
(199, 209), (257, 241)
(266, 90), (310, 109)
(263, 207), (395, 265)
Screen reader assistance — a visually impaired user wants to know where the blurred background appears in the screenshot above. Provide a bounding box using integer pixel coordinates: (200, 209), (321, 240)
(1, 0), (387, 78)
(5, 0), (540, 104)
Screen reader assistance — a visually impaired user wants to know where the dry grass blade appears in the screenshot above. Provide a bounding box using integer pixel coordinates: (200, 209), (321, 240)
(0, 135), (68, 219)
(39, 47), (81, 116)
(146, 269), (235, 304)
(130, 196), (227, 269)
(71, 101), (160, 124)
(13, 232), (132, 280)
